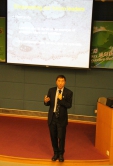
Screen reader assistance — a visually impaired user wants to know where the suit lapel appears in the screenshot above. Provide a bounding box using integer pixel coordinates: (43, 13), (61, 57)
(53, 87), (57, 95)
(52, 87), (57, 104)
(62, 87), (66, 97)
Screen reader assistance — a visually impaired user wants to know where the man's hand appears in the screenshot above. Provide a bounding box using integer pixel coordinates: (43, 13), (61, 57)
(57, 93), (62, 100)
(44, 95), (50, 103)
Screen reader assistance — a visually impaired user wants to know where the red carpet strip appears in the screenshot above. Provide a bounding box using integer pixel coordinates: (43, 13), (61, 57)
(0, 115), (108, 160)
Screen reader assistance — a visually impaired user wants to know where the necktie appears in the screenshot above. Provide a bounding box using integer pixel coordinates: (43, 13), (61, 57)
(55, 90), (61, 118)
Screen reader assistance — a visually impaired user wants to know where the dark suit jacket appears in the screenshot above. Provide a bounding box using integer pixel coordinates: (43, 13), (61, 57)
(44, 87), (73, 126)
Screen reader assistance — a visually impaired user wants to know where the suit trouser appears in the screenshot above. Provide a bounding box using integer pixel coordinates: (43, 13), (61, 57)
(49, 113), (66, 155)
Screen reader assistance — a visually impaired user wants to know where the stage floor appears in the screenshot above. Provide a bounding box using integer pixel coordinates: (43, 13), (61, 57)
(0, 115), (109, 165)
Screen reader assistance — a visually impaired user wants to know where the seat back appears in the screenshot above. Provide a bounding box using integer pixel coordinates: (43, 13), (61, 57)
(98, 97), (107, 105)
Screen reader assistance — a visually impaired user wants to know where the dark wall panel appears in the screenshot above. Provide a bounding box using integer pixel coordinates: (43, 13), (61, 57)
(0, 63), (113, 117)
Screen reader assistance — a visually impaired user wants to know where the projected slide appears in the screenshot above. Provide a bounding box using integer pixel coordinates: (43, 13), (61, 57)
(7, 0), (93, 68)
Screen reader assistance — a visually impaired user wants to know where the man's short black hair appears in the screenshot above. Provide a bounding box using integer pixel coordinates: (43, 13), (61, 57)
(56, 75), (66, 81)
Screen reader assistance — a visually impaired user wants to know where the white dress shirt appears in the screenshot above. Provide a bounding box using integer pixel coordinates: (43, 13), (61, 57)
(53, 88), (63, 112)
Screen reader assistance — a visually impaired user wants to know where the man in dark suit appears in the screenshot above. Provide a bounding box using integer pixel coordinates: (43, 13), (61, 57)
(44, 75), (73, 162)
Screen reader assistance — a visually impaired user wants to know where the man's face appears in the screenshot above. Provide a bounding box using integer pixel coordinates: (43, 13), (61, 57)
(56, 78), (66, 89)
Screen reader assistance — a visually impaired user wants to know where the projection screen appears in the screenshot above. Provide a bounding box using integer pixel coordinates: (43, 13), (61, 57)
(7, 0), (94, 68)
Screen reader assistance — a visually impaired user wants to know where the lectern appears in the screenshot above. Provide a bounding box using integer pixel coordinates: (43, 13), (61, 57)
(95, 102), (113, 164)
